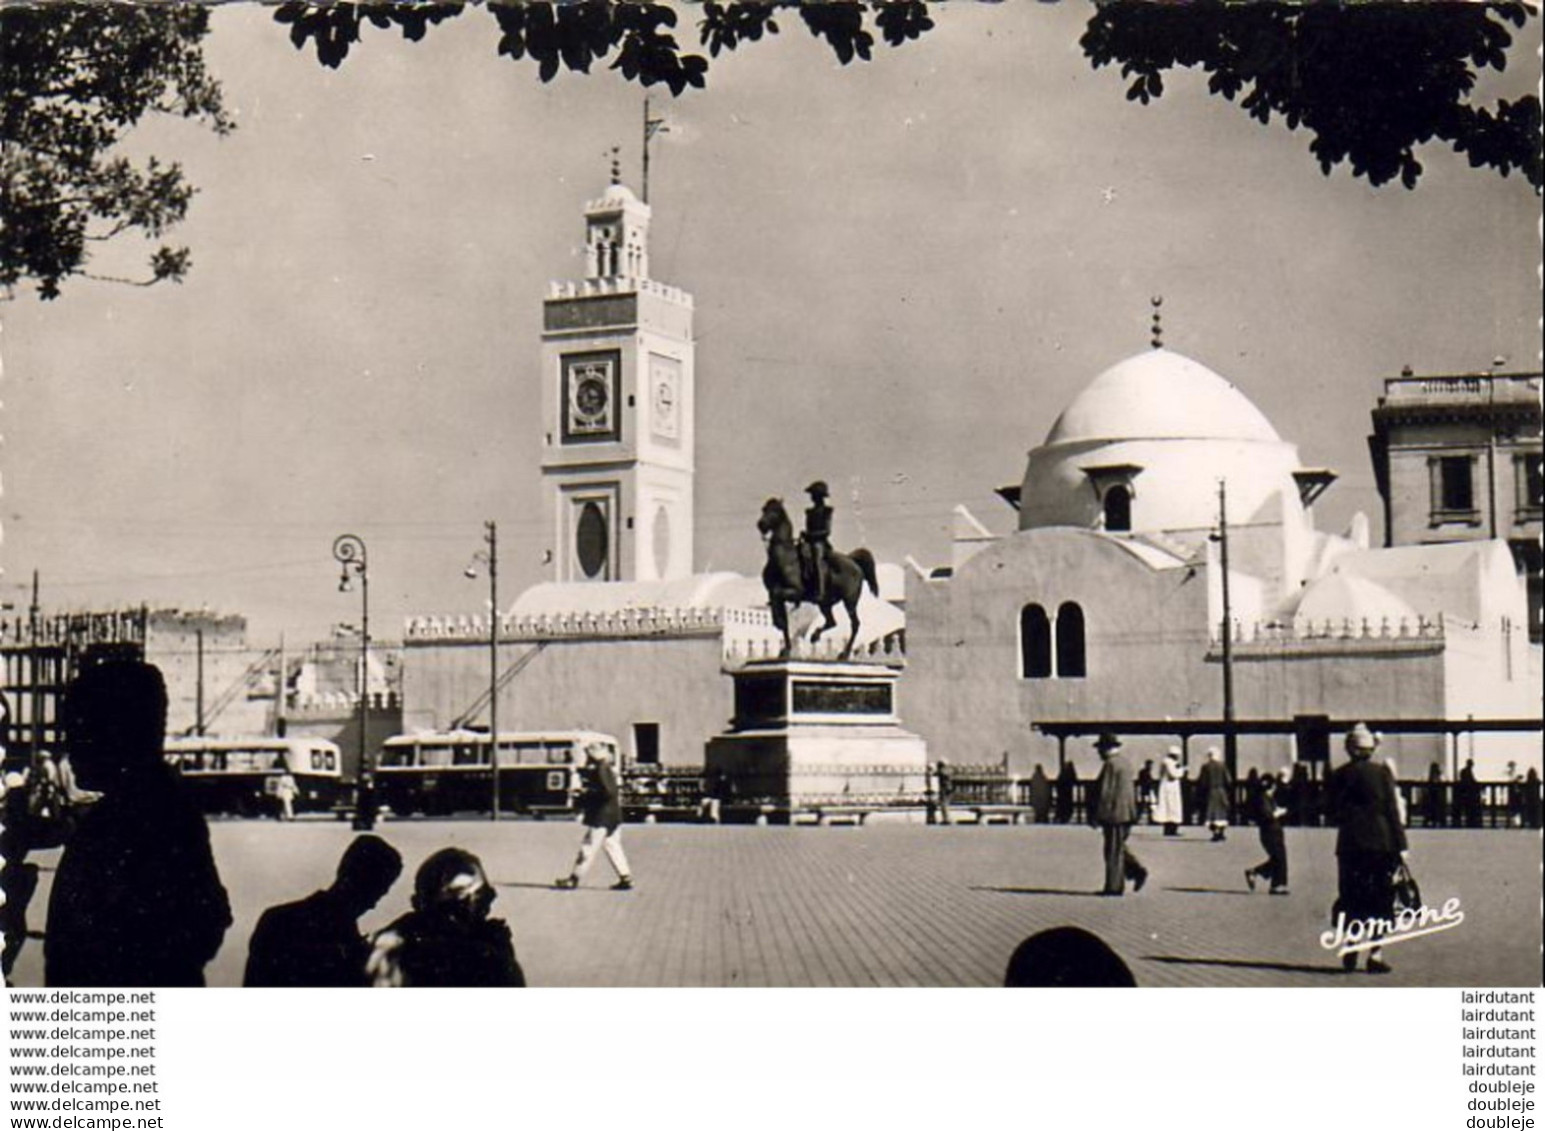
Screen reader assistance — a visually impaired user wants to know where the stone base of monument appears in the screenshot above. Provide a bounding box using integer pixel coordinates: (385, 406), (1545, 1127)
(705, 659), (929, 825)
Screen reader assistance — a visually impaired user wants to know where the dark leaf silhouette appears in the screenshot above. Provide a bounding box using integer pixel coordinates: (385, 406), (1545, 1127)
(1081, 1), (1541, 190)
(1, 5), (232, 300)
(271, 2), (1538, 192)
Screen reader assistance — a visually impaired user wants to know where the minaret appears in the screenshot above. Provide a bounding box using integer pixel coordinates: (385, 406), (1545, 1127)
(539, 161), (696, 584)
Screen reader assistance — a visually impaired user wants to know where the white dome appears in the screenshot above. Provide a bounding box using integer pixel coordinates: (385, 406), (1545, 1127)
(1045, 349), (1280, 445)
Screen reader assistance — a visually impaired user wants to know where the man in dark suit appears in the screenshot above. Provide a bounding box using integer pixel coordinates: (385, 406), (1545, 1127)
(1093, 733), (1148, 896)
(1328, 722), (1408, 974)
(45, 661), (232, 987)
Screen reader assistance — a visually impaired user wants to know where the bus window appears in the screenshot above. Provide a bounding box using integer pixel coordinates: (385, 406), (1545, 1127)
(379, 744), (415, 768)
(453, 743), (482, 767)
(325, 750), (337, 772)
(546, 744), (571, 766)
(311, 751), (324, 771)
(421, 745), (453, 768)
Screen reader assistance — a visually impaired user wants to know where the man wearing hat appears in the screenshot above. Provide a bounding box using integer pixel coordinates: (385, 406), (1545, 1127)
(1327, 722), (1408, 974)
(1093, 734), (1148, 896)
(803, 480), (833, 603)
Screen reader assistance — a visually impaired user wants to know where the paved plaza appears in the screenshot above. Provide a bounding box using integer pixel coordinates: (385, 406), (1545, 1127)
(11, 820), (1541, 988)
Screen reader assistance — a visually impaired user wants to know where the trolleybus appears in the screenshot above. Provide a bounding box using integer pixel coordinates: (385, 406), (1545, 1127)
(374, 729), (619, 817)
(164, 735), (344, 817)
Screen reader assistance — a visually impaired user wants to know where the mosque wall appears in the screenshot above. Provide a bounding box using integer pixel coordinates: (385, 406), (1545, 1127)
(403, 634), (732, 767)
(904, 527), (1218, 777)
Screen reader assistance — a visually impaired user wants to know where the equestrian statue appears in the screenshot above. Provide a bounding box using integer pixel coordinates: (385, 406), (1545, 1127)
(758, 481), (878, 660)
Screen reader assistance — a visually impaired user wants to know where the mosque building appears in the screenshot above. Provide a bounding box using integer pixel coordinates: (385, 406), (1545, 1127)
(401, 182), (1539, 783)
(903, 313), (1541, 781)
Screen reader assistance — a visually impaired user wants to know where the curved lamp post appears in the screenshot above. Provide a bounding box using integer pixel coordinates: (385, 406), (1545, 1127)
(465, 521), (499, 820)
(332, 534), (374, 830)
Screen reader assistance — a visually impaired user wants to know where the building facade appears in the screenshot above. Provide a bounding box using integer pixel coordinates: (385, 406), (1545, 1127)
(1368, 368), (1543, 640)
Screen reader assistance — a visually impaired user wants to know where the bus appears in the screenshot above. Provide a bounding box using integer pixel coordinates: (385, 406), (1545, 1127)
(374, 730), (619, 818)
(164, 736), (344, 817)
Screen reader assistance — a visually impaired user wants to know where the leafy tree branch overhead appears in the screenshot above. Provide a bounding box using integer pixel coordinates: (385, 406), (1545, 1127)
(274, 0), (1542, 193)
(2, 2), (1538, 303)
(0, 5), (232, 300)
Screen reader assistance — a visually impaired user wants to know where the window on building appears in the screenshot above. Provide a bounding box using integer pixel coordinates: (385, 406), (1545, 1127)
(633, 722), (660, 765)
(1103, 485), (1132, 532)
(1055, 602), (1087, 679)
(1430, 455), (1478, 522)
(1019, 604), (1052, 679)
(1515, 452), (1543, 520)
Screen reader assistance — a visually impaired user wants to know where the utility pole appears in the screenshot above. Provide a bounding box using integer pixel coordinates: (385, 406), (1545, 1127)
(487, 521), (499, 821)
(1216, 480), (1238, 779)
(28, 569), (40, 761)
(275, 634), (287, 737)
(195, 627), (205, 736)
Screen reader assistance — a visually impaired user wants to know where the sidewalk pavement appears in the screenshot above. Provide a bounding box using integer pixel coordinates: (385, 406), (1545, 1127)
(11, 821), (1540, 987)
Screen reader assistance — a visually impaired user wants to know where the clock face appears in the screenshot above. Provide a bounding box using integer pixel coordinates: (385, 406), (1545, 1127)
(650, 356), (681, 441)
(562, 353), (619, 441)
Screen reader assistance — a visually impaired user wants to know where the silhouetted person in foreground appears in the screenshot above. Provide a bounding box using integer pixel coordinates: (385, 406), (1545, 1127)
(1, 771), (41, 982)
(244, 834), (403, 987)
(45, 661), (232, 987)
(367, 847), (525, 988)
(1005, 926), (1136, 987)
(1026, 763), (1051, 824)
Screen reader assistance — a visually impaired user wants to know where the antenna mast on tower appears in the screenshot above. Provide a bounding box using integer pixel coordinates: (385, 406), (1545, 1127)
(642, 96), (668, 203)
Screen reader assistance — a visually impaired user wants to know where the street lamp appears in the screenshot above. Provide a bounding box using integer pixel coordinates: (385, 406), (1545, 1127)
(332, 534), (374, 830)
(465, 521), (500, 821)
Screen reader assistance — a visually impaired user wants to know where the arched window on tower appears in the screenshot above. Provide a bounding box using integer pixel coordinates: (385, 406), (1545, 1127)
(1055, 602), (1087, 678)
(1103, 485), (1132, 532)
(1019, 604), (1052, 679)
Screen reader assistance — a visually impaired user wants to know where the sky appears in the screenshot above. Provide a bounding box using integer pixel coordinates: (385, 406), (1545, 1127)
(2, 2), (1539, 647)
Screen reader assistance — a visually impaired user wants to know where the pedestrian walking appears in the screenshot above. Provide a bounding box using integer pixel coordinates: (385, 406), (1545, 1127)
(1026, 764), (1052, 825)
(367, 847), (525, 988)
(1136, 759), (1156, 824)
(273, 762), (299, 821)
(45, 661), (232, 988)
(1055, 760), (1078, 824)
(1244, 771), (1290, 894)
(1328, 723), (1407, 975)
(1423, 762), (1447, 828)
(1458, 759), (1482, 828)
(1198, 747), (1232, 841)
(554, 741), (634, 891)
(1154, 745), (1185, 836)
(934, 759), (954, 826)
(245, 834), (403, 987)
(1092, 734), (1147, 896)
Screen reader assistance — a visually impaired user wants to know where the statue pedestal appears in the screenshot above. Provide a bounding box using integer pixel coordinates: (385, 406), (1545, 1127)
(706, 659), (929, 824)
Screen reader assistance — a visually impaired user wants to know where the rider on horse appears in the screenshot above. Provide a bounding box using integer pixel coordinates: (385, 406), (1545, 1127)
(802, 480), (833, 604)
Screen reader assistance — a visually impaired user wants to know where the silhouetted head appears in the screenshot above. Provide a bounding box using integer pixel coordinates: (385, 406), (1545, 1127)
(1094, 733), (1121, 759)
(333, 835), (403, 914)
(1345, 722), (1378, 760)
(805, 480), (829, 500)
(411, 847), (494, 928)
(1005, 927), (1136, 988)
(584, 742), (612, 766)
(63, 661), (168, 791)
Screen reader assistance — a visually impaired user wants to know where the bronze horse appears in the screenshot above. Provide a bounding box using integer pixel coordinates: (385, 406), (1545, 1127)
(758, 497), (878, 660)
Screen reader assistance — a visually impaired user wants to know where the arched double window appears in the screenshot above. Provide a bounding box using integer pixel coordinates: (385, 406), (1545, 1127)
(1055, 602), (1087, 678)
(1019, 604), (1052, 679)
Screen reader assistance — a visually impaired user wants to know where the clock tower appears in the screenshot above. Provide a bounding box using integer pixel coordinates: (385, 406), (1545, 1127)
(540, 178), (695, 583)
